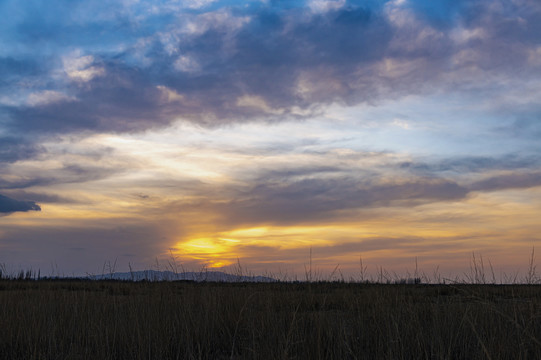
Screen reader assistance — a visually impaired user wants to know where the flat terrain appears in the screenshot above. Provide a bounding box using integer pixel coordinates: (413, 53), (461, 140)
(1, 280), (540, 359)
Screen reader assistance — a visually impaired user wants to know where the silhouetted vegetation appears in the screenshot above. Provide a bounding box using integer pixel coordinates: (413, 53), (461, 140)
(0, 279), (540, 359)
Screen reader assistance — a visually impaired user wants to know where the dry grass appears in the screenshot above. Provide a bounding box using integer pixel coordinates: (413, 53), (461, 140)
(0, 279), (541, 359)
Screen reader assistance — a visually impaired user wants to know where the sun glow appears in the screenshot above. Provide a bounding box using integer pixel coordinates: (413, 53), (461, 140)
(174, 237), (238, 267)
(173, 225), (348, 268)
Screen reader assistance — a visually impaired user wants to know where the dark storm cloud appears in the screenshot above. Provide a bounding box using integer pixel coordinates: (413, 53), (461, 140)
(0, 194), (40, 213)
(2, 0), (540, 134)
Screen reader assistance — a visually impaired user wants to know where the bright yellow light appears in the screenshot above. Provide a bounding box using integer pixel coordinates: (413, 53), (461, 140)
(219, 238), (241, 243)
(227, 227), (269, 237)
(183, 238), (228, 253)
(175, 237), (238, 268)
(174, 226), (339, 267)
(208, 261), (230, 268)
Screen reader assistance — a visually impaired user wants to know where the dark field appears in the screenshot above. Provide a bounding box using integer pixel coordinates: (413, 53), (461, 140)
(1, 280), (540, 359)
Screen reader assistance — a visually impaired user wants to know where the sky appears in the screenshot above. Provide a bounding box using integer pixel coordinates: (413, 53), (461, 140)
(1, 0), (541, 279)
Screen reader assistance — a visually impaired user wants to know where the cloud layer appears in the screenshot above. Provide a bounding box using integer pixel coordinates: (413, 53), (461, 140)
(2, 0), (541, 136)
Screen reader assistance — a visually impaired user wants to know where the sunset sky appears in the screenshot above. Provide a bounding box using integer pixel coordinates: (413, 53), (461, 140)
(1, 0), (541, 279)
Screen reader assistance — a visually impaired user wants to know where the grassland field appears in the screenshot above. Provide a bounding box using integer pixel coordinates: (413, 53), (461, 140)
(0, 279), (540, 359)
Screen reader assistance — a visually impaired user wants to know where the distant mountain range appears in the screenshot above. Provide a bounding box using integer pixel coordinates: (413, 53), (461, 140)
(87, 270), (276, 282)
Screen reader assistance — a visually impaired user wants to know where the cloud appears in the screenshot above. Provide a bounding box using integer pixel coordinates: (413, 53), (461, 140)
(156, 150), (541, 229)
(62, 52), (105, 83)
(399, 154), (541, 174)
(0, 190), (74, 204)
(0, 162), (121, 190)
(2, 0), (540, 135)
(203, 176), (469, 227)
(138, 149), (541, 229)
(26, 90), (77, 107)
(470, 172), (541, 192)
(0, 137), (45, 163)
(0, 57), (44, 93)
(0, 194), (41, 213)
